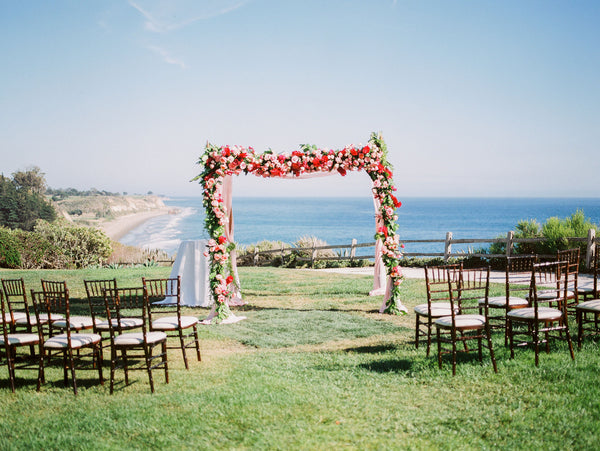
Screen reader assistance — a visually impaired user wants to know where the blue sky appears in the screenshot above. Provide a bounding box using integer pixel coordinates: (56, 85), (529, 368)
(1, 0), (598, 198)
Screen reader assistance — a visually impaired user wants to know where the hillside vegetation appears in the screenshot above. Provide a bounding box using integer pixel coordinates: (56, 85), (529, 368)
(53, 194), (167, 227)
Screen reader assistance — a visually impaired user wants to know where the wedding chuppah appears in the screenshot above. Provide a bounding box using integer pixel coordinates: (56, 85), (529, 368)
(193, 132), (405, 323)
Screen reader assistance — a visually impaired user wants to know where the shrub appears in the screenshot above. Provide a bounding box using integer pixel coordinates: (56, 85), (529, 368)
(0, 227), (21, 268)
(33, 220), (112, 268)
(12, 228), (59, 269)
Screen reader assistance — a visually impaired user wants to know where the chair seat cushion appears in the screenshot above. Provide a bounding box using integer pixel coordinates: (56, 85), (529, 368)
(577, 286), (594, 294)
(0, 333), (39, 346)
(53, 316), (98, 330)
(96, 317), (144, 331)
(114, 331), (167, 346)
(18, 313), (65, 325)
(44, 333), (102, 349)
(507, 307), (563, 321)
(435, 314), (486, 329)
(2, 312), (27, 323)
(414, 302), (456, 317)
(575, 299), (600, 313)
(152, 316), (198, 330)
(479, 296), (528, 307)
(535, 290), (574, 300)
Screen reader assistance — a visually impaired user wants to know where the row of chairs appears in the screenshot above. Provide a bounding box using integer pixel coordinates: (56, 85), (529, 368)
(415, 244), (600, 373)
(0, 276), (201, 394)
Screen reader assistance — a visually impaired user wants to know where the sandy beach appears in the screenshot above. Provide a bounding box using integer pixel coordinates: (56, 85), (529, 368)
(99, 207), (172, 241)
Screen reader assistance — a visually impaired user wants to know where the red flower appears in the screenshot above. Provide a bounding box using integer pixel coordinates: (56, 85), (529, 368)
(377, 226), (388, 238)
(218, 236), (227, 245)
(391, 195), (402, 208)
(337, 167), (347, 176)
(226, 275), (234, 285)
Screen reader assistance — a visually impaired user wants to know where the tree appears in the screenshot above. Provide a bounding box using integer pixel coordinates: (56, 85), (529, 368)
(12, 166), (47, 194)
(0, 170), (56, 230)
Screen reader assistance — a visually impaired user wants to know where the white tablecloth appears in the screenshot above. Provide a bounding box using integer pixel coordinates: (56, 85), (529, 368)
(169, 240), (213, 307)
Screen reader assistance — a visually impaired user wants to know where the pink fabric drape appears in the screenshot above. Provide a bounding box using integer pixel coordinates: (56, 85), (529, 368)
(220, 176), (244, 305)
(369, 190), (392, 313)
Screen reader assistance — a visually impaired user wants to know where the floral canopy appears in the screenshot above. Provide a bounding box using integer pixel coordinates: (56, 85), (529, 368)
(194, 132), (406, 322)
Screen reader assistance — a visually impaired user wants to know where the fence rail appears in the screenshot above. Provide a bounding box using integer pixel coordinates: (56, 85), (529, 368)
(246, 229), (599, 269)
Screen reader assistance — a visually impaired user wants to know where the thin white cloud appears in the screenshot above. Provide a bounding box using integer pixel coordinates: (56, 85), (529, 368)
(128, 0), (249, 34)
(147, 45), (186, 69)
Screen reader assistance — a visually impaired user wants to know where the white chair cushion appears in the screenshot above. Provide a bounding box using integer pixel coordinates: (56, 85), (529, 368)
(435, 314), (486, 328)
(577, 286), (594, 294)
(152, 316), (198, 330)
(52, 316), (98, 330)
(0, 333), (39, 346)
(44, 333), (102, 349)
(507, 307), (562, 321)
(479, 296), (528, 307)
(535, 290), (574, 300)
(15, 312), (65, 326)
(114, 331), (167, 346)
(96, 317), (143, 331)
(2, 312), (27, 323)
(414, 302), (456, 317)
(575, 299), (600, 313)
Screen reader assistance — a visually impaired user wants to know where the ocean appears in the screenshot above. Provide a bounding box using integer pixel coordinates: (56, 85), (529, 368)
(119, 197), (600, 257)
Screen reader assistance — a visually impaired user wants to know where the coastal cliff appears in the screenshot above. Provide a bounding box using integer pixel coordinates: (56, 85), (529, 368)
(53, 194), (168, 228)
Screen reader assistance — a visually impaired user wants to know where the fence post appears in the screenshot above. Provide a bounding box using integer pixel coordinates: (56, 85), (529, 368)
(444, 232), (452, 262)
(311, 238), (317, 268)
(506, 231), (514, 257)
(586, 228), (596, 270)
(280, 242), (285, 265)
(253, 247), (259, 266)
(350, 239), (357, 262)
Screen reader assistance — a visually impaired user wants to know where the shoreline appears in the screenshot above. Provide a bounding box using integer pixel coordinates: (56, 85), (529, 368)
(99, 207), (172, 241)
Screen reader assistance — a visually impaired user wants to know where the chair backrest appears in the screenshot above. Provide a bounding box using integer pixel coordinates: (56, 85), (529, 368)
(451, 267), (490, 316)
(0, 290), (9, 344)
(103, 287), (149, 337)
(1, 278), (32, 326)
(505, 255), (537, 300)
(424, 264), (462, 307)
(142, 277), (181, 322)
(40, 280), (69, 314)
(85, 279), (117, 329)
(530, 261), (568, 312)
(2, 278), (29, 324)
(40, 280), (73, 339)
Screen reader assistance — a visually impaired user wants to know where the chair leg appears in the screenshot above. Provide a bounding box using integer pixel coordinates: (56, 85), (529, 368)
(122, 349), (129, 385)
(577, 310), (583, 349)
(144, 345), (155, 394)
(533, 325), (540, 367)
(163, 341), (169, 384)
(96, 345), (103, 385)
(565, 325), (575, 361)
(426, 318), (433, 357)
(179, 329), (189, 369)
(110, 348), (117, 394)
(414, 316), (420, 349)
(437, 328), (442, 369)
(67, 349), (78, 395)
(193, 325), (201, 362)
(508, 319), (515, 359)
(451, 330), (457, 376)
(486, 326), (498, 373)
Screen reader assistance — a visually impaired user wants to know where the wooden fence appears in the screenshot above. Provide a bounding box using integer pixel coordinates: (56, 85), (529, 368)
(247, 229), (599, 269)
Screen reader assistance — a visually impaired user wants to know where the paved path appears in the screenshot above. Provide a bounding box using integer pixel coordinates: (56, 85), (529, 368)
(314, 266), (596, 289)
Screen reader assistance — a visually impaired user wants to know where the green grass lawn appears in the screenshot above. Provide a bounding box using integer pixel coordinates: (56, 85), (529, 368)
(1, 266), (599, 450)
